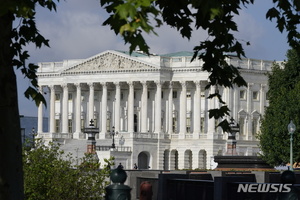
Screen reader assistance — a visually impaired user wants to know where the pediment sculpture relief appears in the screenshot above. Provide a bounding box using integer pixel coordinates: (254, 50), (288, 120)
(65, 52), (156, 73)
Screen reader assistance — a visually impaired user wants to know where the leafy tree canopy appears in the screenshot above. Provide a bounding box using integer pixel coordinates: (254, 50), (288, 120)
(23, 140), (113, 200)
(100, 0), (300, 130)
(258, 49), (300, 166)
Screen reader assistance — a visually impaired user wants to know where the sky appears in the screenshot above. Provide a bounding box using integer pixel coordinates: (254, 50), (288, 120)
(17, 0), (290, 117)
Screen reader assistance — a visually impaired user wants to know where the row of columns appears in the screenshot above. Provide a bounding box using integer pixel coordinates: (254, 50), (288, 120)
(37, 81), (267, 139)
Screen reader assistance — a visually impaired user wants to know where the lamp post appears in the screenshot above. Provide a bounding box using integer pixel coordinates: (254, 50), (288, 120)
(226, 118), (240, 155)
(31, 127), (36, 148)
(288, 120), (296, 171)
(110, 126), (116, 149)
(84, 119), (99, 154)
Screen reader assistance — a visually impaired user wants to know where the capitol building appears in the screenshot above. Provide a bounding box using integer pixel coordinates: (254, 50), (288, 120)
(36, 50), (275, 170)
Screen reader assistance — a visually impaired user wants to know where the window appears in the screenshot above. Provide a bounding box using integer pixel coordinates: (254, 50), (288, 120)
(148, 91), (150, 99)
(239, 118), (244, 135)
(240, 90), (246, 99)
(186, 117), (191, 133)
(106, 118), (111, 132)
(172, 117), (177, 133)
(201, 91), (205, 98)
(253, 91), (259, 100)
(252, 118), (258, 135)
(161, 91), (164, 99)
(81, 119), (85, 132)
(55, 119), (60, 133)
(121, 92), (124, 100)
(173, 91), (178, 99)
(68, 93), (72, 100)
(68, 119), (72, 133)
(134, 91), (136, 99)
(186, 91), (191, 98)
(55, 94), (60, 101)
(200, 117), (205, 132)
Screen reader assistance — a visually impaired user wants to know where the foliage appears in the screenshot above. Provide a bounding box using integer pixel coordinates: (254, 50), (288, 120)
(258, 49), (300, 166)
(0, 0), (59, 107)
(23, 140), (112, 200)
(100, 0), (300, 131)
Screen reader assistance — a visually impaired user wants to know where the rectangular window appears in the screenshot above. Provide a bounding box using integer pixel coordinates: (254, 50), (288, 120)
(186, 117), (191, 133)
(55, 94), (60, 101)
(173, 91), (177, 99)
(239, 118), (244, 135)
(240, 90), (246, 99)
(200, 117), (205, 132)
(55, 119), (60, 133)
(186, 91), (191, 98)
(134, 91), (136, 99)
(252, 118), (258, 135)
(148, 91), (150, 99)
(121, 92), (124, 100)
(172, 117), (177, 133)
(107, 92), (111, 100)
(201, 91), (205, 98)
(68, 93), (72, 100)
(68, 119), (72, 133)
(161, 91), (164, 99)
(253, 91), (259, 100)
(81, 119), (85, 132)
(106, 119), (110, 132)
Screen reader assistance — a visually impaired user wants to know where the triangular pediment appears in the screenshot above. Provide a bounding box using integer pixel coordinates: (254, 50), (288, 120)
(63, 50), (158, 73)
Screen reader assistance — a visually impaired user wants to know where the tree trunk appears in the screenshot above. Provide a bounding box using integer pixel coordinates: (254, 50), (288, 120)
(0, 12), (24, 199)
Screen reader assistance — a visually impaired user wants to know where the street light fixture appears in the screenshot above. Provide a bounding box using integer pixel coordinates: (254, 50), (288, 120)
(288, 120), (296, 171)
(31, 127), (36, 148)
(110, 126), (116, 149)
(227, 118), (240, 155)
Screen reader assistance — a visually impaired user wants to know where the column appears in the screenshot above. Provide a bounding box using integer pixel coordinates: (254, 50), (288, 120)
(127, 81), (134, 134)
(37, 86), (43, 134)
(140, 81), (147, 133)
(74, 83), (81, 139)
(247, 83), (253, 140)
(49, 85), (55, 133)
(207, 86), (215, 137)
(260, 84), (266, 115)
(100, 82), (107, 138)
(233, 86), (239, 120)
(168, 82), (173, 135)
(193, 81), (201, 138)
(155, 81), (162, 134)
(179, 81), (187, 138)
(88, 83), (95, 122)
(61, 84), (69, 134)
(114, 82), (121, 133)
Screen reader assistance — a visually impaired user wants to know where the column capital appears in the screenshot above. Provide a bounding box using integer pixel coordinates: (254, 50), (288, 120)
(248, 83), (254, 89)
(101, 82), (107, 88)
(155, 80), (164, 87)
(74, 83), (81, 88)
(88, 82), (95, 88)
(194, 80), (203, 87)
(127, 81), (135, 87)
(49, 85), (55, 91)
(61, 83), (68, 89)
(180, 81), (187, 88)
(141, 81), (148, 87)
(168, 81), (174, 89)
(261, 83), (267, 90)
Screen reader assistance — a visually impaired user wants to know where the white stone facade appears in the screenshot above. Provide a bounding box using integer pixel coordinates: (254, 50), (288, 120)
(37, 50), (275, 169)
